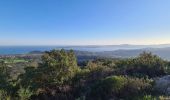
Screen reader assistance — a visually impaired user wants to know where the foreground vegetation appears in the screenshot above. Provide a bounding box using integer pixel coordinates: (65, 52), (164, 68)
(0, 49), (170, 100)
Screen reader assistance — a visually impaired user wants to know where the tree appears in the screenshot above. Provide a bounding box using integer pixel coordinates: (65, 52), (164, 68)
(19, 49), (79, 98)
(40, 49), (79, 85)
(0, 61), (12, 99)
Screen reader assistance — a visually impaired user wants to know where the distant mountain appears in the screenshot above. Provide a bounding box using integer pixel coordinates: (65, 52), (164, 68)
(1, 44), (170, 54)
(1, 44), (170, 60)
(92, 47), (170, 60)
(29, 51), (44, 54)
(73, 47), (170, 60)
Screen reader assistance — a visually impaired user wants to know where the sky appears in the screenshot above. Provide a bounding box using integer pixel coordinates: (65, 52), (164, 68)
(0, 0), (170, 45)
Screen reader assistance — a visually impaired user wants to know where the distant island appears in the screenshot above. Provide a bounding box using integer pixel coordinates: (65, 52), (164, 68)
(1, 44), (170, 60)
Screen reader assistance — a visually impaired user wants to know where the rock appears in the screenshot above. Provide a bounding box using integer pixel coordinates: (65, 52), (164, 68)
(155, 75), (170, 95)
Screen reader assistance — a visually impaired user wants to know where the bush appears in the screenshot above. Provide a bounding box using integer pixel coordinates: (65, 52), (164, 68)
(115, 52), (168, 78)
(18, 87), (33, 100)
(0, 90), (11, 100)
(87, 76), (152, 100)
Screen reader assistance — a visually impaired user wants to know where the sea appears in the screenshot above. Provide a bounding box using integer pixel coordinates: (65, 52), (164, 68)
(0, 45), (147, 55)
(0, 46), (117, 55)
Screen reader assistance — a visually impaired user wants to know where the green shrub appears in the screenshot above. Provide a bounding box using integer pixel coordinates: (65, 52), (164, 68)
(18, 87), (33, 100)
(87, 76), (152, 100)
(0, 90), (11, 100)
(115, 52), (168, 78)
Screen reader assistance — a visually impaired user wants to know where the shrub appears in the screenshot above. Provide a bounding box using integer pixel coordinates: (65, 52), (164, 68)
(87, 76), (152, 100)
(18, 87), (33, 100)
(0, 90), (11, 100)
(115, 52), (168, 78)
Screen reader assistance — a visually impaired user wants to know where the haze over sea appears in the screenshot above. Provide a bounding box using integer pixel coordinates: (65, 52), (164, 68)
(0, 45), (142, 55)
(0, 46), (127, 54)
(1, 44), (170, 55)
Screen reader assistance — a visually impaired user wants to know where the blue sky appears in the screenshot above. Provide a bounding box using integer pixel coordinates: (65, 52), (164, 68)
(0, 0), (170, 45)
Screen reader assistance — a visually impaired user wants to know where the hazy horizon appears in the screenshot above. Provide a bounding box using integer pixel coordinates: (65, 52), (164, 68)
(1, 43), (170, 47)
(0, 0), (170, 45)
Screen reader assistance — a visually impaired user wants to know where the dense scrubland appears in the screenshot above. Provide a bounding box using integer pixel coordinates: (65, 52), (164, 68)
(0, 49), (170, 100)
